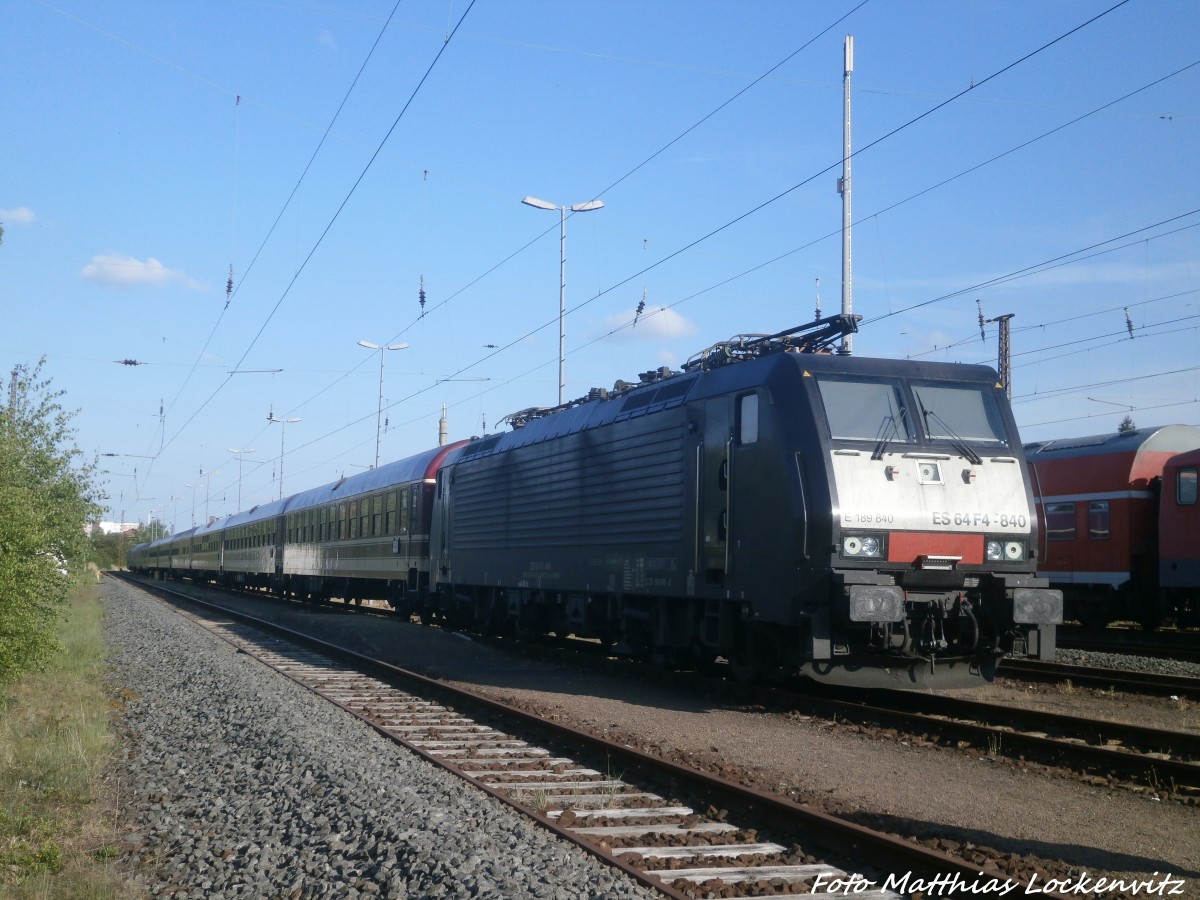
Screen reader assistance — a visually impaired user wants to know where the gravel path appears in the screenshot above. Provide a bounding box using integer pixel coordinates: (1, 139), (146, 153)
(102, 578), (658, 899)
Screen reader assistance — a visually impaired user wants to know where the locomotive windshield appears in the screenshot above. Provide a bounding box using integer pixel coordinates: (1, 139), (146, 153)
(911, 382), (1007, 446)
(815, 375), (1008, 448)
(816, 377), (913, 443)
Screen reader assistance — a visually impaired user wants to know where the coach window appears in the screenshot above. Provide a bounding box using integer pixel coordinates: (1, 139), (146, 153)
(349, 501), (359, 539)
(1046, 502), (1076, 541)
(1179, 468), (1198, 505)
(360, 500), (370, 537)
(399, 487), (410, 534)
(385, 491), (397, 534)
(338, 503), (346, 540)
(1088, 500), (1110, 540)
(739, 393), (759, 444)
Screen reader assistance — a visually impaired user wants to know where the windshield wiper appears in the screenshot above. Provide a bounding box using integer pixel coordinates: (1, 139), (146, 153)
(920, 406), (983, 465)
(872, 410), (904, 460)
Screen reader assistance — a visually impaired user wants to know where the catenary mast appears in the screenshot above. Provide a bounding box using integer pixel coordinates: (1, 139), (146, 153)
(838, 35), (854, 355)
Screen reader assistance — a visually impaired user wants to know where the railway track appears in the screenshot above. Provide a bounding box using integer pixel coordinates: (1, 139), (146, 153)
(998, 658), (1200, 701)
(118, 574), (1074, 899)
(816, 689), (1200, 800)
(123, 574), (1199, 805)
(484, 642), (1200, 801)
(1056, 626), (1200, 664)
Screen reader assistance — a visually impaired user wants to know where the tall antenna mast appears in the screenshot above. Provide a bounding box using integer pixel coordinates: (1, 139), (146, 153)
(838, 35), (854, 355)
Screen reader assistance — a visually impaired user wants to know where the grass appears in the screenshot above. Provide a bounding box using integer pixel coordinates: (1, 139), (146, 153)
(0, 582), (129, 898)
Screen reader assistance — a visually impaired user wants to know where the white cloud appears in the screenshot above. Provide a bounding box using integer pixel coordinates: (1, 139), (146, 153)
(0, 206), (36, 224)
(81, 253), (204, 290)
(606, 306), (697, 341)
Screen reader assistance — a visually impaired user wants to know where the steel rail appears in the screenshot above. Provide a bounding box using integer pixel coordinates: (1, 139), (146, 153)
(113, 573), (1073, 899)
(999, 658), (1200, 700)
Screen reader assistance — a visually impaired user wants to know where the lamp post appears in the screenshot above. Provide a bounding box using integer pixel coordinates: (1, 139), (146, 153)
(356, 340), (408, 468)
(146, 505), (161, 540)
(227, 448), (256, 510)
(267, 414), (301, 499)
(199, 468), (219, 524)
(521, 195), (604, 406)
(184, 481), (197, 528)
(166, 494), (181, 536)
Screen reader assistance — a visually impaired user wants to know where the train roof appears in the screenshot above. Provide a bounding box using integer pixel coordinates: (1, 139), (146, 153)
(135, 524), (200, 552)
(453, 349), (1006, 465)
(280, 440), (469, 516)
(1024, 424), (1200, 461)
(179, 442), (470, 535)
(1163, 444), (1200, 470)
(217, 496), (290, 531)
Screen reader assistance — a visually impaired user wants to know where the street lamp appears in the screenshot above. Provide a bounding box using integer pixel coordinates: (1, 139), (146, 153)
(356, 340), (408, 468)
(227, 448), (256, 510)
(199, 468), (220, 524)
(521, 194), (604, 406)
(267, 414), (301, 499)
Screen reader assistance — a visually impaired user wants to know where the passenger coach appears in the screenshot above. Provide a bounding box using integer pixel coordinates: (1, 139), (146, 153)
(1026, 424), (1200, 627)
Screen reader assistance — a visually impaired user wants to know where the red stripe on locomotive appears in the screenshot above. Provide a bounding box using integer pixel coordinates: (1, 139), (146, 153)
(887, 531), (984, 565)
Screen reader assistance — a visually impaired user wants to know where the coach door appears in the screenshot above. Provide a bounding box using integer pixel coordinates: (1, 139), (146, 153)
(699, 398), (732, 580)
(274, 517), (285, 577)
(431, 468), (452, 581)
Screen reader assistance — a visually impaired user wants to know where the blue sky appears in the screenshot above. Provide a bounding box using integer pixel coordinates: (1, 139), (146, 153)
(3, 0), (1198, 530)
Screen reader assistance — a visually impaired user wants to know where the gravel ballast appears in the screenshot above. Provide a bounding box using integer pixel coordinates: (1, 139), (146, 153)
(102, 578), (657, 899)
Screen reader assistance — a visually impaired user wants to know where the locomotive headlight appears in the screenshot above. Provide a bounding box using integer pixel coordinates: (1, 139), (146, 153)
(843, 534), (883, 558)
(986, 538), (1027, 562)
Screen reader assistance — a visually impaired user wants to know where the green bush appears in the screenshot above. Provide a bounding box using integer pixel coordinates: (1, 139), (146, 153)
(0, 361), (101, 685)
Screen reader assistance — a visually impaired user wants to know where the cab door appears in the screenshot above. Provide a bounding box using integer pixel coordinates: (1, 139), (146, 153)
(699, 398), (732, 580)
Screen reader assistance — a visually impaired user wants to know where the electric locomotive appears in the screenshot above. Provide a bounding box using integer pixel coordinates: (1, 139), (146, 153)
(430, 317), (1060, 687)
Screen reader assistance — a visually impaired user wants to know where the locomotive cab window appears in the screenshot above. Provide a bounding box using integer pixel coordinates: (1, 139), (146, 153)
(815, 376), (912, 444)
(910, 383), (1007, 446)
(739, 393), (758, 444)
(1179, 467), (1198, 505)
